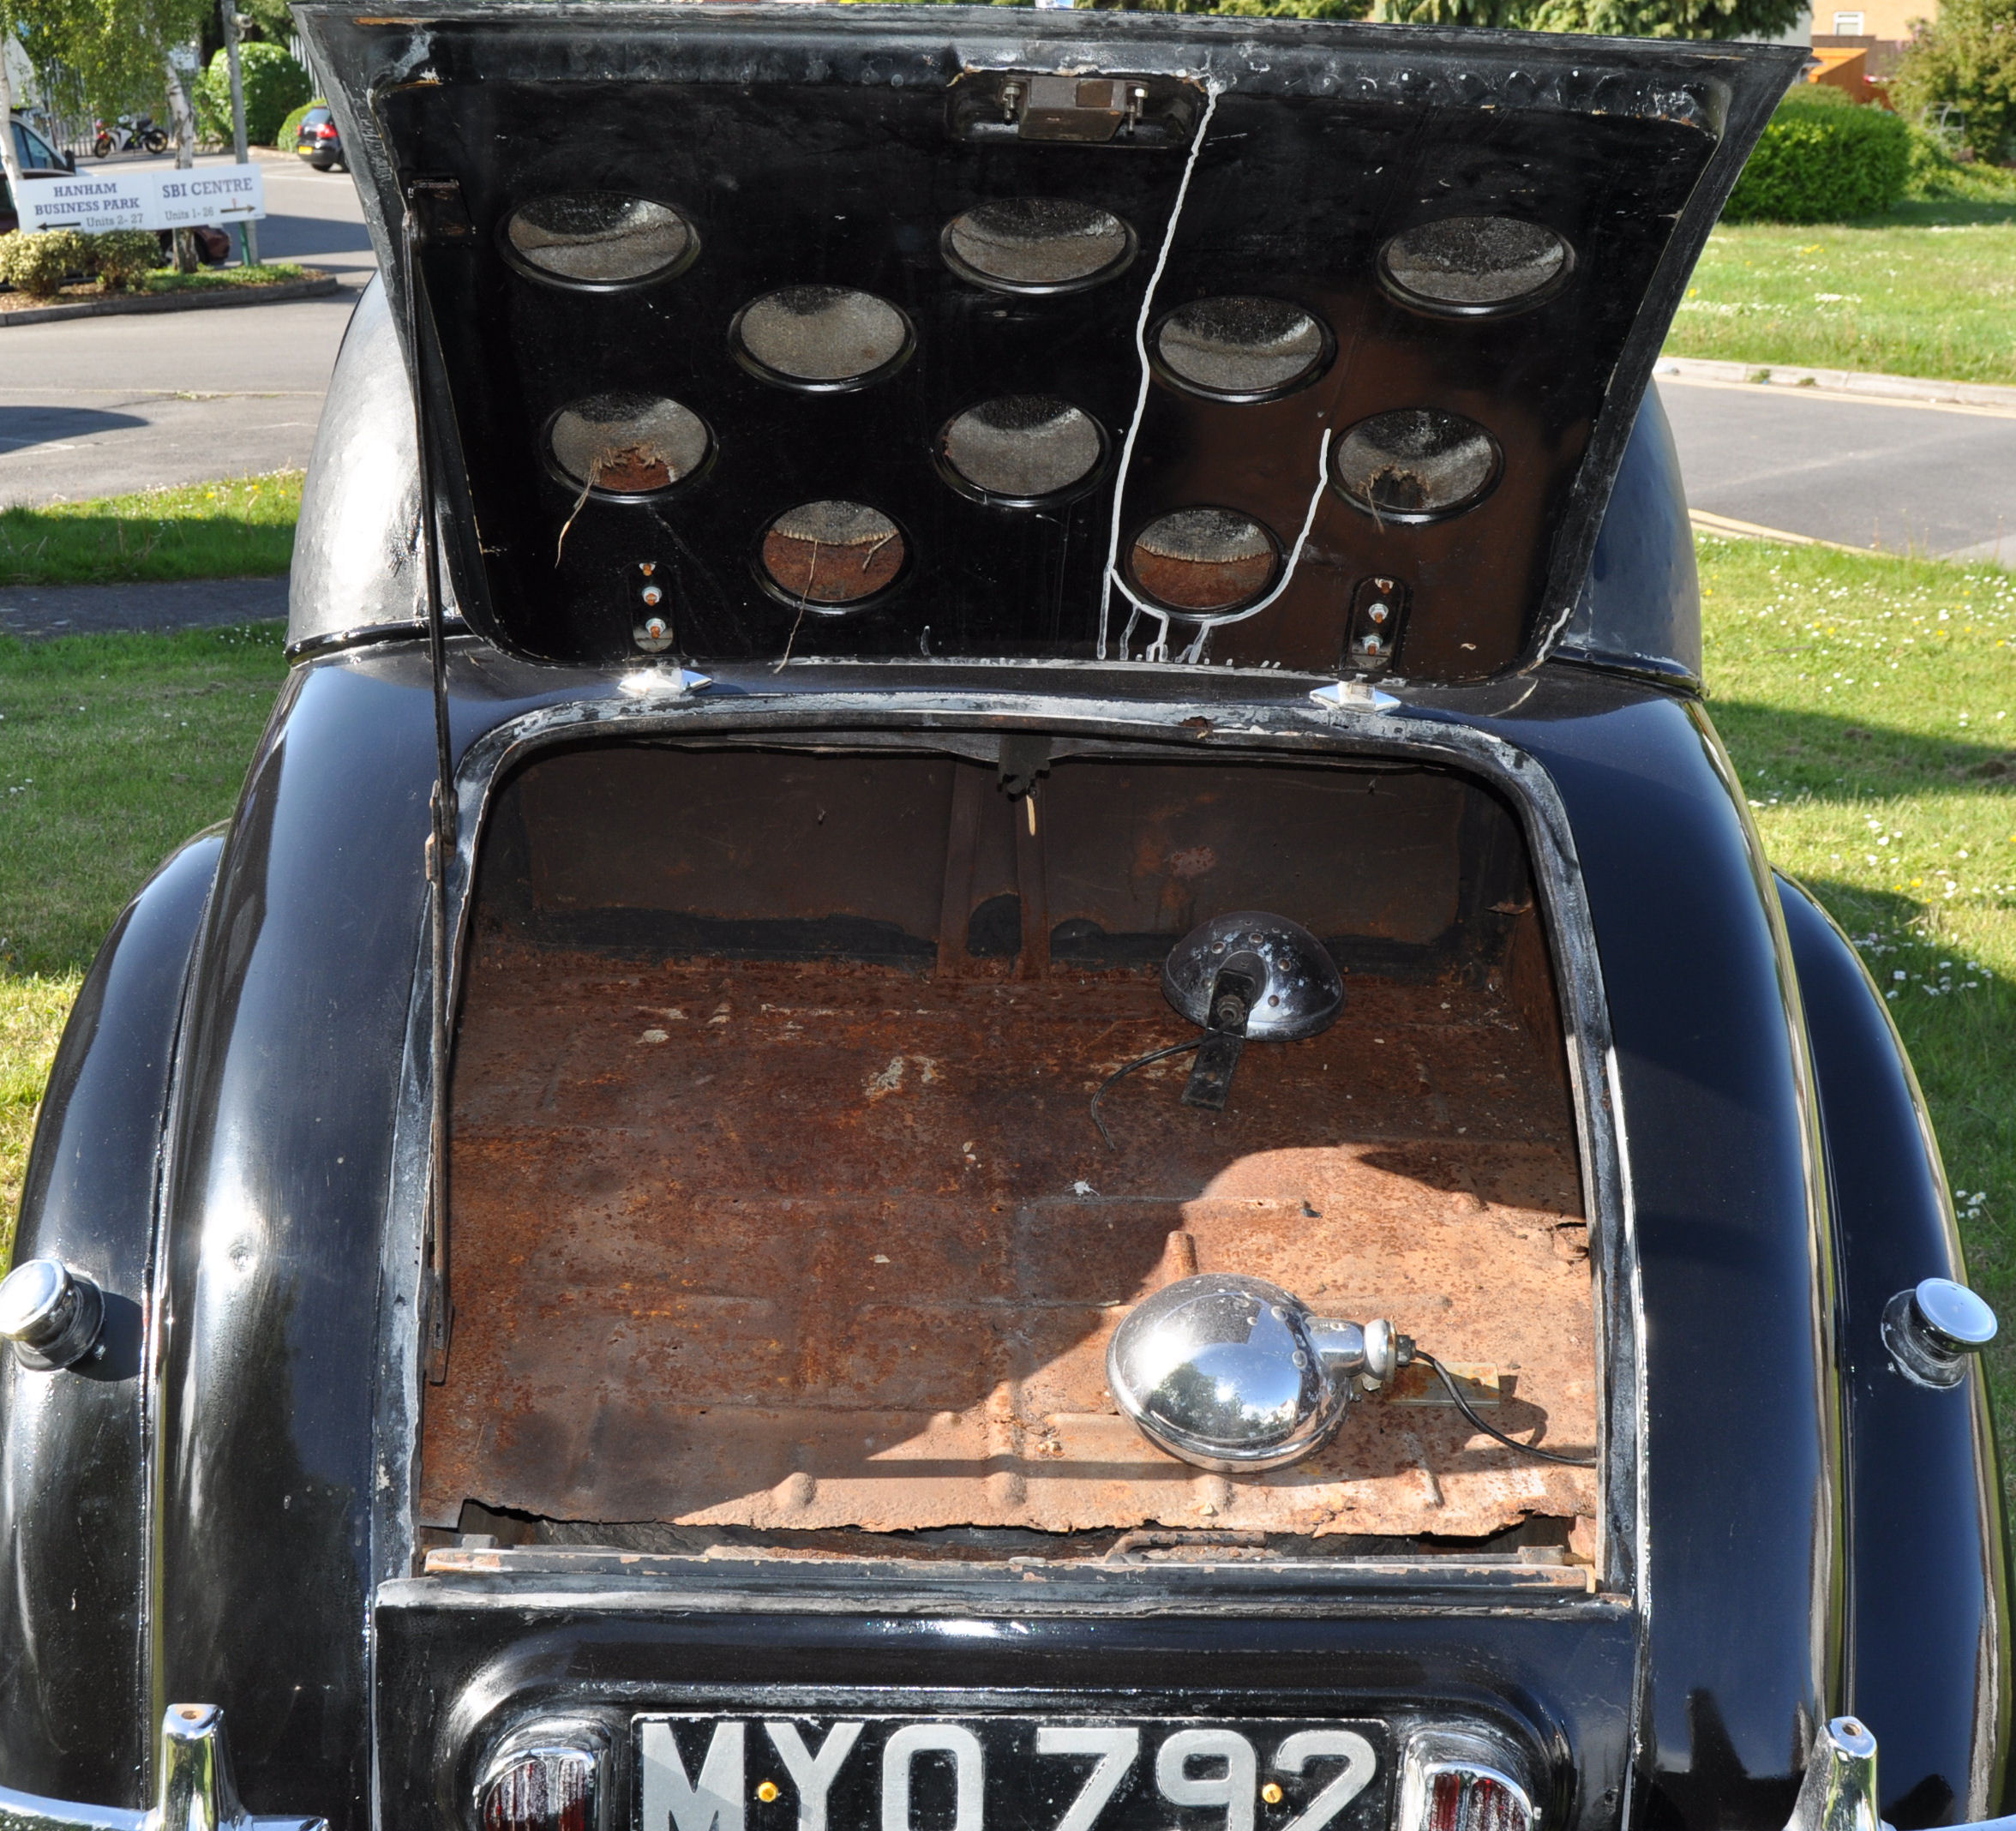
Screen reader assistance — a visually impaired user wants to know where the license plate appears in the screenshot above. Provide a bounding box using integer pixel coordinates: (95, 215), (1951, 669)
(635, 1715), (1390, 1831)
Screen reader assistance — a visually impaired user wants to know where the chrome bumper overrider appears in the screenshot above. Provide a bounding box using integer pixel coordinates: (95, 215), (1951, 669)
(0, 1706), (324, 1831)
(1787, 1718), (2015, 1831)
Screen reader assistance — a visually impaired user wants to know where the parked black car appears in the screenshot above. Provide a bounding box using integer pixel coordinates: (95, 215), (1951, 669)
(293, 103), (345, 171)
(1, 21), (2006, 1831)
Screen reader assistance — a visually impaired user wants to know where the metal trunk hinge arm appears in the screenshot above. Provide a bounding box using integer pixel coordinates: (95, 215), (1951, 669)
(399, 184), (459, 1384)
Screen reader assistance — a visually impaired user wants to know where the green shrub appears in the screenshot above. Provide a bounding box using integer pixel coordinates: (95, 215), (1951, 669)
(90, 230), (162, 293)
(193, 42), (313, 146)
(277, 96), (326, 149)
(0, 228), (93, 298)
(1903, 117), (2016, 195)
(1891, 0), (2016, 165)
(1724, 88), (1913, 222)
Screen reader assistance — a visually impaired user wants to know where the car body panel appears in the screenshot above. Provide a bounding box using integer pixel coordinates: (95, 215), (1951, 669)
(1778, 879), (2011, 1824)
(2, 15), (2002, 1831)
(0, 831), (223, 1808)
(60, 646), (1871, 1831)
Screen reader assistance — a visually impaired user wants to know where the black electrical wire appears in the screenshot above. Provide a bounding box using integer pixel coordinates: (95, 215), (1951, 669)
(1090, 1038), (1204, 1151)
(1413, 1348), (1599, 1468)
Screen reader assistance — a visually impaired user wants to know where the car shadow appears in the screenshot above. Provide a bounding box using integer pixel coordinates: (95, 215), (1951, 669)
(0, 406), (150, 453)
(1708, 697), (2015, 803)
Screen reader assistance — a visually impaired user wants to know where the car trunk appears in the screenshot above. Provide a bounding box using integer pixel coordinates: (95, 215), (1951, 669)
(418, 737), (1599, 1569)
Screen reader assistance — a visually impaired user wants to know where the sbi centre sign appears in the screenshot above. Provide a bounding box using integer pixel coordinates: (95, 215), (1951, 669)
(22, 164), (265, 234)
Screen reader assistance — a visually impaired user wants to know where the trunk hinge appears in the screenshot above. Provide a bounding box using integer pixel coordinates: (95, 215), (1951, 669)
(402, 179), (462, 1385)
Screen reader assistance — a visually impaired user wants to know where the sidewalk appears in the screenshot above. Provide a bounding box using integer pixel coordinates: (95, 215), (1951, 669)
(1656, 355), (2016, 415)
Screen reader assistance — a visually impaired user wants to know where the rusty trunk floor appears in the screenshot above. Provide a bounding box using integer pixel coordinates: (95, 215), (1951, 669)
(424, 947), (1597, 1543)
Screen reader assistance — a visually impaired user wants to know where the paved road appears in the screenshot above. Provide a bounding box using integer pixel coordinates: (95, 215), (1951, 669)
(1659, 375), (2016, 566)
(0, 153), (370, 509)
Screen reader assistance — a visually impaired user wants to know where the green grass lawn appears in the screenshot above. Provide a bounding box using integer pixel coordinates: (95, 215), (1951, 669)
(135, 263), (309, 294)
(0, 621), (287, 1222)
(0, 472), (302, 587)
(1667, 199), (2016, 386)
(1, 555), (2013, 1494)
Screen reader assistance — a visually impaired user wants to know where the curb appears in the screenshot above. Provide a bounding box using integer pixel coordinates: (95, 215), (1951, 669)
(1655, 354), (2016, 412)
(1688, 509), (1863, 553)
(0, 273), (344, 328)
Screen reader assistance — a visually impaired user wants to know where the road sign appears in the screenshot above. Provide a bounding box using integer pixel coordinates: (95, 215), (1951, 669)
(21, 164), (266, 234)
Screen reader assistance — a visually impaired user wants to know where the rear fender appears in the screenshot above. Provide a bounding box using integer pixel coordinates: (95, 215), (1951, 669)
(1779, 875), (2012, 1823)
(0, 829), (225, 1809)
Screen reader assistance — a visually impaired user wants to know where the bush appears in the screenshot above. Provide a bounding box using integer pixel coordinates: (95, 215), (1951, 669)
(277, 96), (326, 149)
(0, 228), (93, 297)
(1891, 0), (2016, 165)
(193, 42), (313, 147)
(1724, 87), (1913, 222)
(90, 230), (162, 293)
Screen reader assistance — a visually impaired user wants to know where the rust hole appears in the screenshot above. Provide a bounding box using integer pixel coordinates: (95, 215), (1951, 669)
(548, 393), (710, 499)
(1125, 507), (1280, 613)
(759, 501), (906, 605)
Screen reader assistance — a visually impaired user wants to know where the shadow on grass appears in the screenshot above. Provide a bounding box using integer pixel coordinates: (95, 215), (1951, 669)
(1708, 697), (2016, 800)
(1856, 198), (2016, 229)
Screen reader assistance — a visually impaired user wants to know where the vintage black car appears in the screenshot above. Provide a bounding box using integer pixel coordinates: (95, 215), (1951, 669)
(1, 15), (2006, 1831)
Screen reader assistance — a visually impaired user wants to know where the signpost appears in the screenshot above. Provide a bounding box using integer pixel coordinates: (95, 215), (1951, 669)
(20, 165), (267, 235)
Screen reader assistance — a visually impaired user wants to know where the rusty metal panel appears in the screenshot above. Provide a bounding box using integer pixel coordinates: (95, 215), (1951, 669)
(427, 947), (1593, 1545)
(520, 750), (959, 936)
(1041, 763), (1467, 948)
(508, 752), (1475, 963)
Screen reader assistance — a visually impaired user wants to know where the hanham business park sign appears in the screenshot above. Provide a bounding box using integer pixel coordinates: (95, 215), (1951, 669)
(21, 164), (266, 234)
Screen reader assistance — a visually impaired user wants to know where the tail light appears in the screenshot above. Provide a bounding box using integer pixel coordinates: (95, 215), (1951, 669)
(316, 122), (338, 139)
(477, 1720), (612, 1831)
(1400, 1732), (1538, 1831)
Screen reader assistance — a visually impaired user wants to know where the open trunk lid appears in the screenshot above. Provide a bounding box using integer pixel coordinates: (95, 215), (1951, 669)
(298, 3), (1796, 684)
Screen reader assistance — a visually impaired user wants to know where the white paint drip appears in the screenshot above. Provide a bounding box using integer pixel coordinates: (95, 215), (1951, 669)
(1097, 81), (1222, 663)
(1175, 429), (1335, 664)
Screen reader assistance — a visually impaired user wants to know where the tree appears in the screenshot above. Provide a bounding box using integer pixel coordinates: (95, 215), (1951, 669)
(1892, 0), (2016, 163)
(195, 38), (308, 143)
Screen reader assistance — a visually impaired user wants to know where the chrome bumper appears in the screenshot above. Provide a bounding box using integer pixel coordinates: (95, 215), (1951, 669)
(0, 1706), (324, 1831)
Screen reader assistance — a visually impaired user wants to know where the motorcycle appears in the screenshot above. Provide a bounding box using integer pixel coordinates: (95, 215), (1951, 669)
(91, 113), (169, 157)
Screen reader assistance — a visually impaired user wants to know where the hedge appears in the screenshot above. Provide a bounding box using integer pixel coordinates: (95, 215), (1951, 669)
(0, 228), (165, 297)
(1724, 87), (1912, 223)
(193, 42), (313, 147)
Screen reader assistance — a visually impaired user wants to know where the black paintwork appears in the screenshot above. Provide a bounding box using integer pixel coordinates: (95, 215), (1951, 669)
(372, 1603), (1635, 1831)
(1557, 394), (1701, 689)
(0, 830), (222, 1808)
(298, 6), (1797, 681)
(1778, 880), (2012, 1824)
